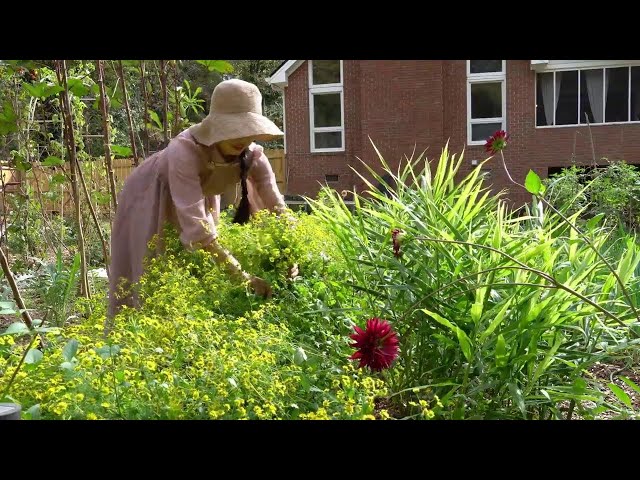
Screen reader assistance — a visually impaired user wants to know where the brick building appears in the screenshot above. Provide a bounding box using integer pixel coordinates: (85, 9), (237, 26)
(267, 60), (640, 206)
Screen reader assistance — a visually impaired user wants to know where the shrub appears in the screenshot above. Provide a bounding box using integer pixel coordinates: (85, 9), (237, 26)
(0, 210), (387, 419)
(309, 141), (640, 419)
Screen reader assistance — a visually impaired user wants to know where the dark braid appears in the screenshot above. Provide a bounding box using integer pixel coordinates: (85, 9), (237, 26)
(233, 148), (251, 224)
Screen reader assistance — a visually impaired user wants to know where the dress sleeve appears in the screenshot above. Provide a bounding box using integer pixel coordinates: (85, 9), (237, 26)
(166, 137), (217, 250)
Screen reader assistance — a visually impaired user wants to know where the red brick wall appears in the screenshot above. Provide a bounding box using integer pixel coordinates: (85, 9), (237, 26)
(283, 61), (361, 196)
(284, 60), (444, 197)
(284, 60), (640, 206)
(444, 60), (640, 206)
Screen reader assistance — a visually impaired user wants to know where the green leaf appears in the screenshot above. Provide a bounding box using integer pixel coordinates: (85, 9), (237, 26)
(93, 191), (111, 206)
(619, 376), (640, 395)
(572, 377), (587, 394)
(479, 298), (513, 342)
(422, 309), (473, 362)
(470, 302), (483, 324)
(294, 346), (307, 365)
(25, 348), (43, 364)
(63, 339), (78, 362)
(495, 334), (508, 367)
(22, 82), (43, 98)
(33, 326), (60, 334)
(42, 84), (64, 98)
(508, 383), (526, 418)
(50, 173), (67, 184)
(67, 78), (89, 97)
(197, 60), (234, 73)
(42, 156), (64, 167)
(95, 344), (120, 359)
(1, 322), (30, 336)
(13, 155), (31, 172)
(525, 170), (542, 195)
(60, 361), (75, 371)
(115, 370), (125, 382)
(25, 404), (41, 420)
(586, 212), (606, 230)
(110, 145), (133, 158)
(456, 328), (473, 363)
(0, 101), (18, 134)
(0, 301), (16, 315)
(608, 383), (632, 408)
(148, 110), (162, 129)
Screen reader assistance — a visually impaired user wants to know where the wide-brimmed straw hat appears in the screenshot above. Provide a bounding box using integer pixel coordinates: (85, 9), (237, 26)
(189, 79), (284, 146)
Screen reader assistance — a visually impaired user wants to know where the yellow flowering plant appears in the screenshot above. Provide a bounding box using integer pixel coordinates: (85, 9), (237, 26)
(0, 210), (387, 419)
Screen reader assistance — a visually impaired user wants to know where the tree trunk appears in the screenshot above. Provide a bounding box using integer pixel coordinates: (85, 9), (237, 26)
(159, 60), (170, 147)
(172, 60), (181, 136)
(95, 60), (118, 215)
(139, 60), (151, 157)
(54, 59), (90, 299)
(116, 60), (140, 166)
(0, 245), (34, 329)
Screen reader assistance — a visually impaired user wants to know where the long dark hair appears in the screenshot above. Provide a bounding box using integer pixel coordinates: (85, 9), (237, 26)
(233, 148), (251, 224)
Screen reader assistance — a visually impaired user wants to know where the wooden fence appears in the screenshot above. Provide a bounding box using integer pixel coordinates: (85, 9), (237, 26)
(1, 149), (286, 214)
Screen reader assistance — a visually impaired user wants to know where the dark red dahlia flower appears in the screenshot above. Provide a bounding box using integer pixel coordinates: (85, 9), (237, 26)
(350, 318), (399, 372)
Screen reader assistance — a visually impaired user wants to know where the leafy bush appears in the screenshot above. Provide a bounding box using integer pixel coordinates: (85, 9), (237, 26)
(0, 210), (387, 419)
(310, 142), (640, 419)
(546, 160), (640, 232)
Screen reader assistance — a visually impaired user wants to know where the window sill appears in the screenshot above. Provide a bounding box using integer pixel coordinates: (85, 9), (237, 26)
(310, 149), (346, 155)
(535, 121), (640, 129)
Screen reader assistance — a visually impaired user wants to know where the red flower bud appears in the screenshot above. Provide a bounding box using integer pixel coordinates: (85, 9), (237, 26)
(485, 130), (510, 155)
(391, 228), (405, 258)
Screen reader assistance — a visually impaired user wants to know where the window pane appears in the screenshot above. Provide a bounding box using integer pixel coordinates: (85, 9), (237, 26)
(312, 60), (341, 85)
(536, 72), (557, 126)
(606, 67), (629, 123)
(555, 70), (578, 125)
(471, 122), (502, 142)
(470, 60), (503, 74)
(471, 82), (502, 119)
(315, 131), (342, 149)
(313, 93), (341, 127)
(581, 69), (604, 123)
(632, 66), (640, 121)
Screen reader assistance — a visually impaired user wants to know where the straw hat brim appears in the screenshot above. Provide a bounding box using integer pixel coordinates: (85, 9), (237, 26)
(189, 111), (284, 146)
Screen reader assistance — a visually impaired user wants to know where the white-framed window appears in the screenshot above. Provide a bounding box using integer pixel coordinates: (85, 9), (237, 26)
(535, 64), (640, 127)
(467, 60), (507, 145)
(309, 60), (344, 152)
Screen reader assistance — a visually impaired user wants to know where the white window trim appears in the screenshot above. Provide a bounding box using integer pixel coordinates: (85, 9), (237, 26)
(467, 60), (507, 146)
(534, 63), (640, 129)
(531, 60), (640, 72)
(309, 60), (345, 153)
(282, 92), (286, 154)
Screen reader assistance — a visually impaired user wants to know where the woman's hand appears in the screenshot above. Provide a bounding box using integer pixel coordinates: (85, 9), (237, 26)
(249, 275), (272, 298)
(287, 263), (299, 279)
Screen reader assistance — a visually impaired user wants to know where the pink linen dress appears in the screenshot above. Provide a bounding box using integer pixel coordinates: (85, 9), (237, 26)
(107, 128), (286, 318)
